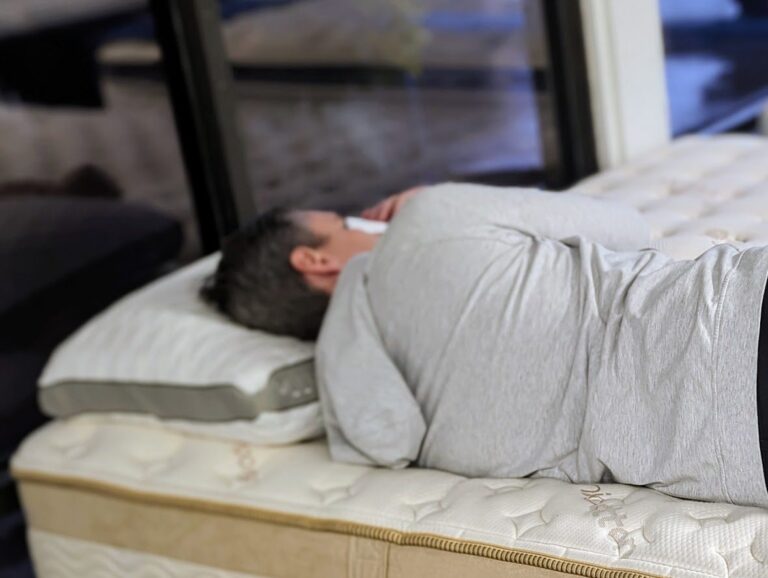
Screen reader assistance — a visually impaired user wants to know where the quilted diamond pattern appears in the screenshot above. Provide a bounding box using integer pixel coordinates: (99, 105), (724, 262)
(12, 415), (768, 577)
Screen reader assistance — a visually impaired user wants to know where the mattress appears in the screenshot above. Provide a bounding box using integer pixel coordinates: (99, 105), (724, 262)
(12, 134), (768, 578)
(14, 415), (768, 578)
(0, 0), (145, 36)
(99, 76), (541, 224)
(98, 0), (529, 71)
(96, 0), (540, 211)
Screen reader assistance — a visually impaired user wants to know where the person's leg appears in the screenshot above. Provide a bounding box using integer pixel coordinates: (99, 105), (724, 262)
(757, 277), (768, 493)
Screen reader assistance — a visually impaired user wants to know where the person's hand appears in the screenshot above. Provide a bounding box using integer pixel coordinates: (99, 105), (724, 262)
(360, 186), (427, 222)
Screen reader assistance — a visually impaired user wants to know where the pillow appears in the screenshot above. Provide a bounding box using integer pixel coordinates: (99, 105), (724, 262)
(73, 404), (325, 446)
(38, 255), (318, 428)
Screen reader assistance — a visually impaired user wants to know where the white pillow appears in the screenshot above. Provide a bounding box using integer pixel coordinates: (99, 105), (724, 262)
(38, 255), (319, 439)
(76, 404), (325, 446)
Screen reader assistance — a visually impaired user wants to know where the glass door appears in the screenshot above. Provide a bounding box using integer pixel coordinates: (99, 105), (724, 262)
(661, 0), (768, 134)
(144, 0), (604, 247)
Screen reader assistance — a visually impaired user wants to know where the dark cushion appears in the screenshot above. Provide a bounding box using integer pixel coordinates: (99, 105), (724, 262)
(0, 196), (183, 415)
(0, 352), (47, 460)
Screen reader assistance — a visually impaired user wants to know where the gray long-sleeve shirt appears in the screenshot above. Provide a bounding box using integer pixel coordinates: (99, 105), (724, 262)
(316, 184), (768, 507)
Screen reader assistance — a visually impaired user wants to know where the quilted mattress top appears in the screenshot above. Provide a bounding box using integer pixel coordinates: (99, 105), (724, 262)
(12, 135), (768, 578)
(12, 414), (768, 578)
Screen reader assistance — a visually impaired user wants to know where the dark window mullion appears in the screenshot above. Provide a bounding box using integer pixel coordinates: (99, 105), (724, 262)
(149, 0), (254, 253)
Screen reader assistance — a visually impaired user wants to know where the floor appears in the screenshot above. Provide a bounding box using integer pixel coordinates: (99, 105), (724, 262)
(0, 510), (34, 578)
(0, 557), (34, 578)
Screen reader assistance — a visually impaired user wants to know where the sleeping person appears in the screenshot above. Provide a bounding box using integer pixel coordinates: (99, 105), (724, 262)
(201, 183), (768, 508)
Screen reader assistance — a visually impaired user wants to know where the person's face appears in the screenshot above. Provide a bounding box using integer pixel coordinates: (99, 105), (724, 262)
(289, 210), (380, 294)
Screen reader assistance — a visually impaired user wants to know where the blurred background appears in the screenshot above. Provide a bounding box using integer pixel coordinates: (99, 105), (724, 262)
(1, 1), (767, 576)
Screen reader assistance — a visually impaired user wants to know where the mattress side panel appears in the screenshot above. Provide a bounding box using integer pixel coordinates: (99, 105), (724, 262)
(18, 480), (593, 578)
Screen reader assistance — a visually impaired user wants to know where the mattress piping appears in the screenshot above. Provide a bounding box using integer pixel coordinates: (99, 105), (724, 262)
(12, 467), (663, 578)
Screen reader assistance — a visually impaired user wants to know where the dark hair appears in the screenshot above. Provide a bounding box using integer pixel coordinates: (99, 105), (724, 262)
(200, 208), (330, 340)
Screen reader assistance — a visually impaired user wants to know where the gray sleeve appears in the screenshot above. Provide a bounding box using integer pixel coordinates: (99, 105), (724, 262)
(316, 254), (426, 468)
(395, 183), (651, 251)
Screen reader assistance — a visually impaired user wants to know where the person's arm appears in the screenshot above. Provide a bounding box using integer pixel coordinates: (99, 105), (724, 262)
(316, 254), (426, 468)
(391, 183), (652, 251)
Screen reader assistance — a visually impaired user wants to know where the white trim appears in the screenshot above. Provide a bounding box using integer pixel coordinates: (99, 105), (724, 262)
(760, 102), (768, 136)
(579, 0), (671, 168)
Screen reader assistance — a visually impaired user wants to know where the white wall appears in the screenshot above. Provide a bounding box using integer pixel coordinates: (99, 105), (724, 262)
(579, 0), (672, 168)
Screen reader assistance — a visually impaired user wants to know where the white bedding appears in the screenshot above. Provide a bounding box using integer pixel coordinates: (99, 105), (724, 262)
(79, 406), (324, 446)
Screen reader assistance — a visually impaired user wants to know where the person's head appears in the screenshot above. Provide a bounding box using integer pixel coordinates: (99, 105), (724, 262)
(201, 208), (378, 340)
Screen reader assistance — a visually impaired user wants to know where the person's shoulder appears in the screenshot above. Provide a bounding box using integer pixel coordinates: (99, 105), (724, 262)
(326, 253), (369, 315)
(396, 182), (458, 214)
(316, 252), (374, 359)
(340, 252), (370, 282)
(384, 183), (462, 235)
(395, 182), (544, 219)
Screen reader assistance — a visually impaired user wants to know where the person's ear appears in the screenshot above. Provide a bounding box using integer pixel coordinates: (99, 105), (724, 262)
(289, 246), (342, 275)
